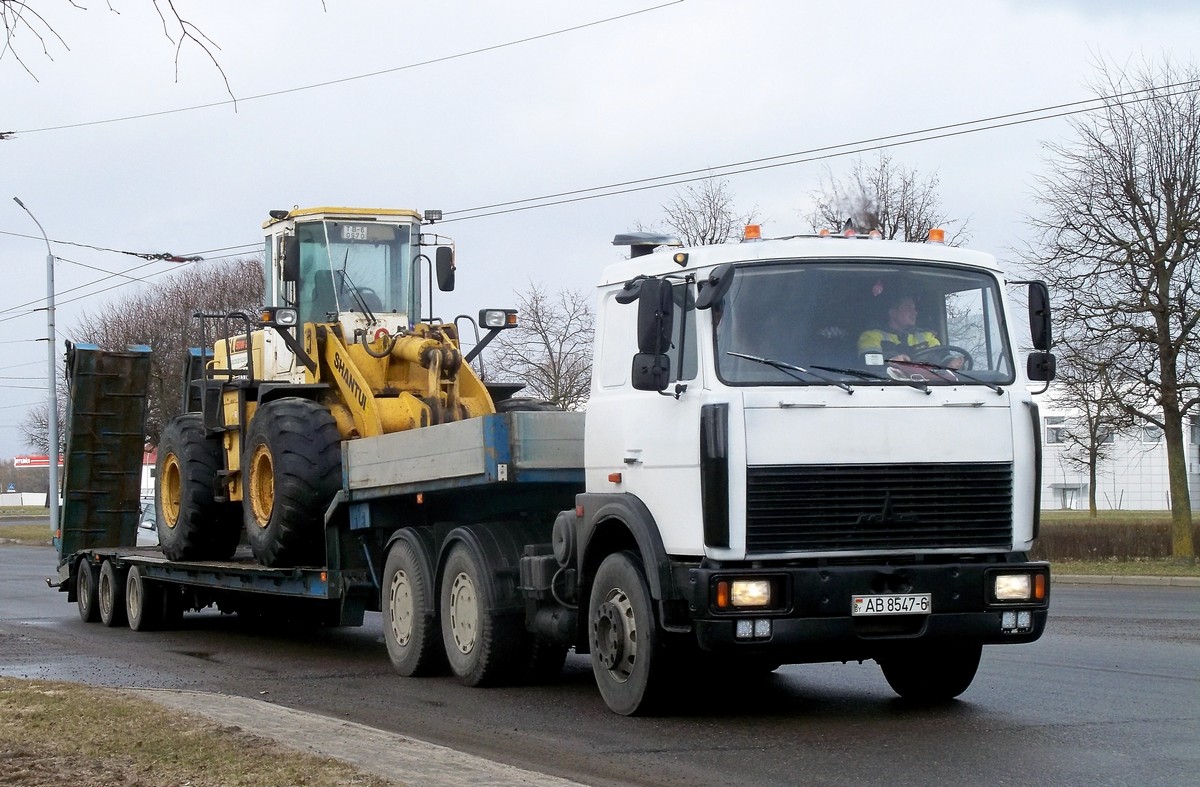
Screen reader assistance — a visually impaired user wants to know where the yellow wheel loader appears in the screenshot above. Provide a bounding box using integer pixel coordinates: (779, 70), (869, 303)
(156, 207), (516, 567)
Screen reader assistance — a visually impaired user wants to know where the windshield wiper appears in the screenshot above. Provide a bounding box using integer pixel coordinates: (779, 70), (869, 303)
(726, 352), (853, 394)
(337, 265), (377, 323)
(812, 364), (930, 394)
(904, 361), (1003, 395)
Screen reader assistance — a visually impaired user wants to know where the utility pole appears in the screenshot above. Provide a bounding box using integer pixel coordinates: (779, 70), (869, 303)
(13, 197), (59, 537)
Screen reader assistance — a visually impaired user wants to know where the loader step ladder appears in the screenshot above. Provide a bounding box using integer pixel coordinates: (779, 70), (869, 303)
(57, 343), (153, 560)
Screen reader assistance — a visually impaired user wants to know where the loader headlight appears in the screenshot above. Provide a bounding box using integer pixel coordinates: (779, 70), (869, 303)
(479, 309), (518, 329)
(263, 307), (299, 327)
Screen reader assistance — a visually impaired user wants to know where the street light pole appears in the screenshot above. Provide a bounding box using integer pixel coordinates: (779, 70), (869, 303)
(13, 197), (59, 537)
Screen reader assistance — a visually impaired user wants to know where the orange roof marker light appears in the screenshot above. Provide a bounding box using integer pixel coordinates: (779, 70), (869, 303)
(818, 228), (831, 237)
(928, 228), (946, 244)
(868, 229), (882, 240)
(743, 224), (762, 241)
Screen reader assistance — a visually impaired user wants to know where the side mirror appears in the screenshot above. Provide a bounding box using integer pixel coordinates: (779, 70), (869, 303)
(435, 247), (455, 292)
(1028, 281), (1052, 351)
(695, 264), (734, 310)
(282, 236), (299, 283)
(631, 352), (670, 391)
(636, 278), (673, 354)
(1027, 351), (1057, 382)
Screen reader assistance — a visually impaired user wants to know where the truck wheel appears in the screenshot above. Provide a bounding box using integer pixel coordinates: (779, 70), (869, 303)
(76, 559), (99, 623)
(125, 565), (163, 632)
(158, 414), (241, 561)
(382, 539), (445, 677)
(588, 550), (666, 716)
(242, 398), (341, 568)
(98, 560), (127, 628)
(878, 642), (983, 702)
(439, 542), (522, 687)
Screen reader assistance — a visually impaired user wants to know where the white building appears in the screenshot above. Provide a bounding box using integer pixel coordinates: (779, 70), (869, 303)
(1038, 403), (1200, 510)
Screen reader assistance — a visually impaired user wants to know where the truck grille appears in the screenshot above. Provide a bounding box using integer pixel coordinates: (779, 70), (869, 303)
(745, 462), (1012, 553)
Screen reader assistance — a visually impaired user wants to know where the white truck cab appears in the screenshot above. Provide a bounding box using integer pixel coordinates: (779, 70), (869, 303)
(567, 228), (1054, 713)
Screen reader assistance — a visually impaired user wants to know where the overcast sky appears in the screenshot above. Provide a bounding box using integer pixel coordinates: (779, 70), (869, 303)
(2, 0), (1199, 458)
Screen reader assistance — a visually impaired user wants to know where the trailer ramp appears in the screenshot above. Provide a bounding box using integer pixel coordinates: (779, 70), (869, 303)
(57, 343), (152, 563)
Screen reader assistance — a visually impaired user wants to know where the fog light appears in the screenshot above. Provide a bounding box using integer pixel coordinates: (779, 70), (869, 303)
(1017, 611), (1032, 629)
(735, 619), (754, 639)
(731, 580), (772, 608)
(753, 619), (771, 638)
(994, 573), (1032, 601)
(1001, 611), (1017, 630)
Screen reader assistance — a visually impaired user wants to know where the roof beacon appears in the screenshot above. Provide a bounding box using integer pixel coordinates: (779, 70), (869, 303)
(928, 228), (946, 244)
(743, 224), (762, 241)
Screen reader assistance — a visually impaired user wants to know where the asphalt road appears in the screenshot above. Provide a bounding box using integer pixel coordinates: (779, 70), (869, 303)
(2, 544), (1197, 786)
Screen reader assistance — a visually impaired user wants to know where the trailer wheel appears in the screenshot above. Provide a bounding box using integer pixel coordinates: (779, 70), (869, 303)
(125, 565), (163, 632)
(157, 414), (241, 561)
(588, 550), (667, 716)
(76, 558), (99, 623)
(878, 642), (982, 702)
(98, 560), (127, 628)
(382, 539), (445, 677)
(242, 398), (341, 568)
(439, 542), (522, 687)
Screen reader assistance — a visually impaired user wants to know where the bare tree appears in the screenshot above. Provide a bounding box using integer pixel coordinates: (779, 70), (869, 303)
(808, 152), (969, 244)
(1050, 338), (1137, 516)
(489, 284), (594, 411)
(1025, 58), (1200, 559)
(1, 0), (231, 97)
(21, 258), (263, 450)
(638, 176), (760, 246)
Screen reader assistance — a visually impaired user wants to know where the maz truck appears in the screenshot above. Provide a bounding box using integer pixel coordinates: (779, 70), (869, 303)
(54, 209), (1054, 716)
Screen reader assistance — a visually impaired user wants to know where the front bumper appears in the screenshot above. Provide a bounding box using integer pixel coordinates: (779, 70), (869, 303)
(686, 560), (1049, 663)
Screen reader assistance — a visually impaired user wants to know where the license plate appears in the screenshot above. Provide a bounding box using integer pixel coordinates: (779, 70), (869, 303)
(851, 593), (932, 616)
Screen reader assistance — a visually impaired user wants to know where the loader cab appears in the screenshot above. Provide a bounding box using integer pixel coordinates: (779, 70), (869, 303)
(264, 207), (425, 332)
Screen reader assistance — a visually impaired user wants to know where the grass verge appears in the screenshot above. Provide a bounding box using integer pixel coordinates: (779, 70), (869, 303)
(0, 678), (392, 787)
(1049, 558), (1200, 577)
(0, 523), (53, 546)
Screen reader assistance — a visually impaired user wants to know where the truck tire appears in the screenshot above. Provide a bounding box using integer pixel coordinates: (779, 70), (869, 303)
(242, 398), (341, 568)
(125, 565), (163, 632)
(439, 541), (523, 687)
(588, 550), (667, 716)
(98, 560), (127, 628)
(878, 642), (982, 702)
(382, 539), (445, 677)
(76, 558), (99, 623)
(157, 414), (241, 561)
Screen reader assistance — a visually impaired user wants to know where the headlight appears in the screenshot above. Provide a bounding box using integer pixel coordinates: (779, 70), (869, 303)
(716, 579), (773, 608)
(993, 573), (1032, 601)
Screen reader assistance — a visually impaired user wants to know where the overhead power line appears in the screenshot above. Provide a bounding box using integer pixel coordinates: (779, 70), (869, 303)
(441, 78), (1200, 221)
(2, 78), (1196, 324)
(7, 2), (684, 136)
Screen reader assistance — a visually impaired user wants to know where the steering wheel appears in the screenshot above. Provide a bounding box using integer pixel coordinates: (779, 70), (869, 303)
(913, 345), (974, 370)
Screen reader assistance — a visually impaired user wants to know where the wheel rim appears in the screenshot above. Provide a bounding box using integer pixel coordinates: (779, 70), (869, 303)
(127, 572), (141, 619)
(592, 587), (637, 683)
(98, 570), (113, 619)
(248, 444), (275, 528)
(77, 566), (91, 611)
(161, 453), (183, 529)
(447, 571), (478, 656)
(388, 569), (414, 647)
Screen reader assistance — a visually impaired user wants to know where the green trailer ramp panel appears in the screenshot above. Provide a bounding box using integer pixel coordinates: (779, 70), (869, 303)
(56, 343), (152, 563)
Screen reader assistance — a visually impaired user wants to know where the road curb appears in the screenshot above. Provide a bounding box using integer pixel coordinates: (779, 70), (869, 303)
(124, 688), (583, 787)
(1054, 574), (1200, 588)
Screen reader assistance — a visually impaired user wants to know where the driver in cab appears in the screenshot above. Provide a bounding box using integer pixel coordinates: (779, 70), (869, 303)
(857, 292), (963, 370)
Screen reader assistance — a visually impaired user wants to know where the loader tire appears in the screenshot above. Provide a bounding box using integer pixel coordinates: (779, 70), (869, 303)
(242, 398), (341, 568)
(157, 414), (241, 561)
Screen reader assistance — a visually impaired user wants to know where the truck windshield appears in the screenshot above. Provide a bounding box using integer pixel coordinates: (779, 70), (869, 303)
(296, 219), (414, 325)
(713, 259), (1014, 387)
